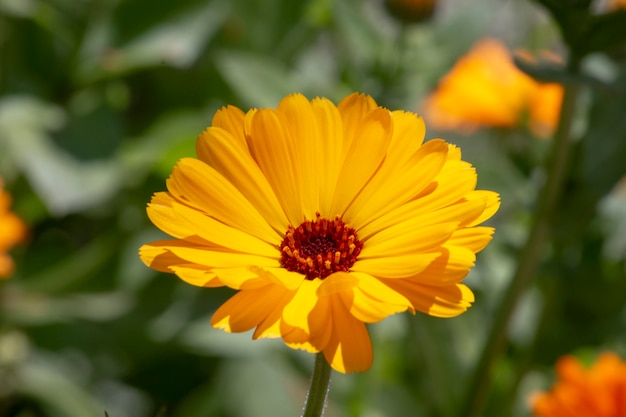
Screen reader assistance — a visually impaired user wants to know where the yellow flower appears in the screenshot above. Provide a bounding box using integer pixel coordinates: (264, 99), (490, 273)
(531, 353), (626, 417)
(139, 93), (499, 373)
(422, 38), (563, 138)
(0, 180), (26, 279)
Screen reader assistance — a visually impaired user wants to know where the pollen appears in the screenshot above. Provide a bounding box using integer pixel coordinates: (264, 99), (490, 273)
(279, 212), (364, 280)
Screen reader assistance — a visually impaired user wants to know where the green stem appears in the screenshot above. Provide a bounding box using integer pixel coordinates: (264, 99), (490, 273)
(460, 59), (581, 417)
(302, 353), (332, 417)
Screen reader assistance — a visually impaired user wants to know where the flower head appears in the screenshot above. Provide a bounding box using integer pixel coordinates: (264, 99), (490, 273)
(422, 38), (563, 138)
(139, 92), (499, 373)
(0, 180), (26, 278)
(532, 352), (626, 417)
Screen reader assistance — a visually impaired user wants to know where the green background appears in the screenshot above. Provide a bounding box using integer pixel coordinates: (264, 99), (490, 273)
(1, 0), (625, 416)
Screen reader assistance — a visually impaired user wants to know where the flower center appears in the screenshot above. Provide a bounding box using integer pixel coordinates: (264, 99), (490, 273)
(279, 213), (363, 280)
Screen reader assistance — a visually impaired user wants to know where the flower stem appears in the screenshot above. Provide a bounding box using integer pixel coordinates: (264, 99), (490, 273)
(302, 353), (332, 417)
(460, 59), (581, 417)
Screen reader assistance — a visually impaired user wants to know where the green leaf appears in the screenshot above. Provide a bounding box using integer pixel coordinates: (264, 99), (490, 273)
(119, 110), (207, 181)
(76, 0), (230, 82)
(513, 55), (602, 88)
(217, 357), (302, 417)
(0, 96), (124, 215)
(16, 358), (105, 417)
(582, 10), (626, 55)
(553, 76), (626, 244)
(215, 51), (298, 108)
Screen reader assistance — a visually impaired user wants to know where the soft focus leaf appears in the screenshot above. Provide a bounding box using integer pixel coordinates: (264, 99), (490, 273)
(0, 96), (123, 215)
(582, 10), (626, 56)
(76, 0), (231, 82)
(215, 51), (299, 108)
(16, 358), (105, 417)
(120, 110), (207, 181)
(217, 357), (302, 417)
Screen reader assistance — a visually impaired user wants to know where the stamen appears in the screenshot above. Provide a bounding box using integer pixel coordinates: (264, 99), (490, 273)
(279, 212), (364, 280)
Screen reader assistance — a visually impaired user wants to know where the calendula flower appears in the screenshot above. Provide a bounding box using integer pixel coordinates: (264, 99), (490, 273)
(0, 180), (26, 279)
(139, 92), (499, 373)
(422, 38), (563, 138)
(531, 352), (626, 417)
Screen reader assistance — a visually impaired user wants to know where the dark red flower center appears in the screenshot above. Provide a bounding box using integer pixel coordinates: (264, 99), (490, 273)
(279, 213), (363, 280)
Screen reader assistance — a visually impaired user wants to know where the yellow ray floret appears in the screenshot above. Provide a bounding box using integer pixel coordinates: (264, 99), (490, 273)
(139, 92), (500, 373)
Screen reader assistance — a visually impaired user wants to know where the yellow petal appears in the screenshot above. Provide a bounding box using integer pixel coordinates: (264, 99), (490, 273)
(311, 97), (344, 216)
(283, 338), (321, 354)
(246, 108), (307, 225)
(211, 284), (289, 333)
(211, 267), (268, 290)
(145, 193), (210, 246)
(148, 200), (279, 257)
(330, 107), (393, 216)
(139, 241), (297, 290)
(317, 272), (359, 296)
(209, 105), (247, 147)
(415, 191), (492, 228)
(319, 272), (409, 323)
(467, 190), (501, 226)
(140, 240), (225, 287)
(347, 273), (410, 322)
(411, 245), (476, 285)
(361, 221), (459, 258)
(139, 240), (188, 272)
(162, 245), (279, 269)
(345, 139), (448, 229)
(346, 288), (406, 323)
(448, 227), (495, 253)
(253, 288), (299, 339)
(251, 266), (305, 291)
(167, 157), (280, 244)
(282, 289), (334, 351)
(170, 265), (224, 287)
(388, 110), (426, 159)
(306, 295), (334, 349)
(277, 94), (321, 219)
(382, 280), (475, 317)
(337, 93), (378, 156)
(281, 278), (322, 336)
(196, 127), (289, 234)
(351, 252), (441, 278)
(357, 160), (477, 239)
(324, 297), (373, 373)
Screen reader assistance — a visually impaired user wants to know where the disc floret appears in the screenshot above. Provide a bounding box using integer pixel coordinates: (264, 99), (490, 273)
(279, 213), (363, 280)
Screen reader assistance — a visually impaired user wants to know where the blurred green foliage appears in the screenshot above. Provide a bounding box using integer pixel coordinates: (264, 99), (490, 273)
(1, 0), (625, 417)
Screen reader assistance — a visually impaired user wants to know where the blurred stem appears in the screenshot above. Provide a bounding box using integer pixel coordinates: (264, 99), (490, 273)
(302, 353), (332, 417)
(460, 58), (581, 417)
(0, 14), (8, 95)
(498, 273), (561, 416)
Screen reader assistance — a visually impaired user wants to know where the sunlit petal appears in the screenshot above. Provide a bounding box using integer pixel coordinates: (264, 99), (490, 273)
(139, 92), (499, 374)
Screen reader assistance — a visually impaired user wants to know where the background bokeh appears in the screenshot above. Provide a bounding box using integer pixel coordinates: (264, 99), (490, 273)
(1, 0), (625, 416)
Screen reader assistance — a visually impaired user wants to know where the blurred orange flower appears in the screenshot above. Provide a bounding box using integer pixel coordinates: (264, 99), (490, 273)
(0, 180), (26, 278)
(422, 38), (564, 138)
(532, 353), (626, 417)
